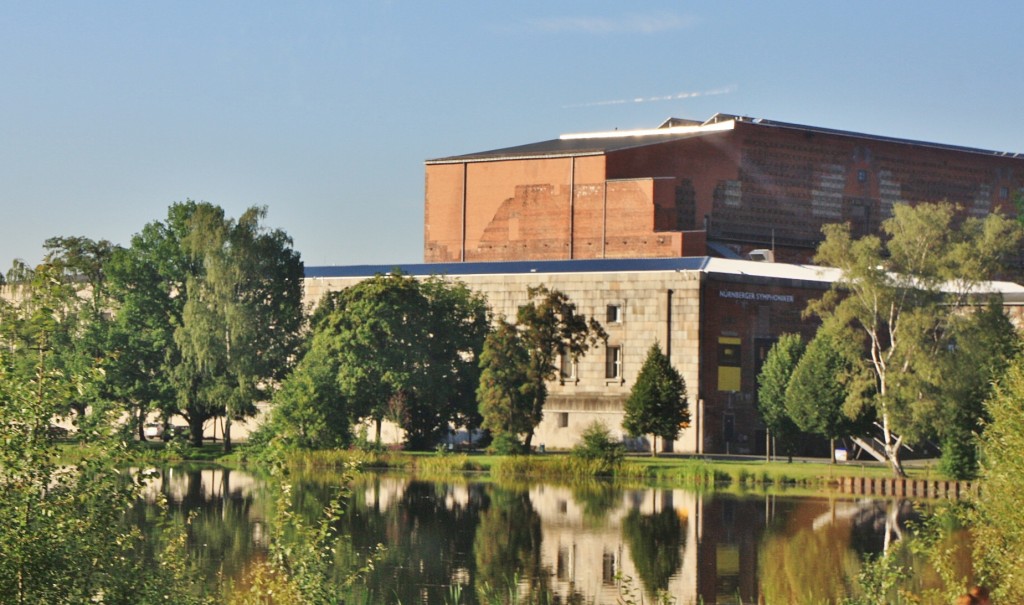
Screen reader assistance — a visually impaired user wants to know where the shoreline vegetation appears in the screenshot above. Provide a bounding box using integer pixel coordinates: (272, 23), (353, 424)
(111, 441), (965, 495)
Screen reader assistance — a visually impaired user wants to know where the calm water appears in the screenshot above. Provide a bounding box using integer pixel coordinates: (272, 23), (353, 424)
(139, 465), (933, 604)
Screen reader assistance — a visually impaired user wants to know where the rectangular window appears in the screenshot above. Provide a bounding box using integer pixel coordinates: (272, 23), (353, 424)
(558, 412), (569, 428)
(606, 304), (622, 323)
(605, 346), (622, 380)
(857, 169), (868, 183)
(602, 551), (616, 585)
(559, 350), (576, 381)
(556, 546), (569, 580)
(1000, 186), (1010, 200)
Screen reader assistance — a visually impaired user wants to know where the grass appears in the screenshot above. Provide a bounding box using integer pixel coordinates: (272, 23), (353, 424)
(260, 447), (955, 494)
(77, 438), (957, 493)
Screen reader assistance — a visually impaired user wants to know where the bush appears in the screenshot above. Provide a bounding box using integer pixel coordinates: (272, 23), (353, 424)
(487, 432), (527, 455)
(571, 422), (625, 467)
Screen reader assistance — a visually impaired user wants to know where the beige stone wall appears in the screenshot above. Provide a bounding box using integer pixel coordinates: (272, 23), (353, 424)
(303, 268), (704, 452)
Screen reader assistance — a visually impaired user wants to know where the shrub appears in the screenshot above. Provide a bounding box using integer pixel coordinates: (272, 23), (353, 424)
(571, 422), (625, 468)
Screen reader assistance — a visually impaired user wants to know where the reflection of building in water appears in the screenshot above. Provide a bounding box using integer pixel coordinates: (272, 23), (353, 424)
(344, 475), (922, 604)
(140, 466), (258, 503)
(529, 484), (702, 603)
(528, 486), (917, 604)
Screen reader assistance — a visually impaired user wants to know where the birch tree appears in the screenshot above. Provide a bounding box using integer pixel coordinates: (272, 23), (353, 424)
(809, 202), (1020, 476)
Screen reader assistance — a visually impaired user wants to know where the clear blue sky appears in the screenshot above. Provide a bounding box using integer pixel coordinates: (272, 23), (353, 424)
(2, 2), (1022, 269)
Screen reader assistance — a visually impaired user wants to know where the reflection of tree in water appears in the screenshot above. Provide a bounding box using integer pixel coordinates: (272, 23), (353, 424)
(474, 484), (555, 604)
(622, 503), (685, 599)
(570, 480), (622, 525)
(758, 498), (920, 604)
(341, 477), (486, 604)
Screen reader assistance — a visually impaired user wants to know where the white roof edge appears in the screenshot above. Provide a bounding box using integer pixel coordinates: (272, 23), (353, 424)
(702, 257), (840, 282)
(559, 119), (735, 141)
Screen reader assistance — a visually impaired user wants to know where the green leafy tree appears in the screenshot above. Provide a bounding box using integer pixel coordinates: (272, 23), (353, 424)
(809, 202), (1021, 476)
(260, 341), (350, 451)
(515, 285), (606, 449)
(173, 204), (304, 450)
(1, 241), (117, 434)
(477, 319), (535, 454)
(972, 354), (1024, 602)
(785, 326), (867, 463)
(0, 271), (218, 604)
(757, 333), (806, 462)
(623, 342), (689, 457)
(314, 272), (489, 449)
(106, 205), (197, 439)
(107, 201), (303, 449)
(926, 301), (1019, 478)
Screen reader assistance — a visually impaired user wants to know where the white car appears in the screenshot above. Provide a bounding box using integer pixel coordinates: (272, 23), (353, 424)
(144, 423), (163, 439)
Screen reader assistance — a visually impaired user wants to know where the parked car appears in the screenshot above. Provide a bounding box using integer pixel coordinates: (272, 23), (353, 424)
(143, 423), (163, 439)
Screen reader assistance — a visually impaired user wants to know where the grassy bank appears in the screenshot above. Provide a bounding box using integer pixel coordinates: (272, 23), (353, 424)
(261, 447), (952, 492)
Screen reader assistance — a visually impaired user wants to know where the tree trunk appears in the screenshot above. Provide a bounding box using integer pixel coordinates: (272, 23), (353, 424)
(651, 435), (658, 457)
(830, 437), (835, 464)
(189, 414), (205, 448)
(223, 416), (232, 453)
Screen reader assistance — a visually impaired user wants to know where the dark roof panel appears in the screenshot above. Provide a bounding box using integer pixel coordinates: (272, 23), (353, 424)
(426, 130), (714, 164)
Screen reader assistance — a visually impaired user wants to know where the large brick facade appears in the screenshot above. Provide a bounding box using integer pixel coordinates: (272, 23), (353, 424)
(425, 115), (1024, 264)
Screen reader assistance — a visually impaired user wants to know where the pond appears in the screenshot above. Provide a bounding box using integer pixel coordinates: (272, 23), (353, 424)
(140, 465), (946, 604)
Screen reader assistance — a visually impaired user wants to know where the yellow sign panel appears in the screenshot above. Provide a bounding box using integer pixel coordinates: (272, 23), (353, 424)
(718, 367), (741, 391)
(718, 337), (741, 391)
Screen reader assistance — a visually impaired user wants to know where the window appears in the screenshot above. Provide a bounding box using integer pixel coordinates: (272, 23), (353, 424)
(605, 346), (622, 380)
(857, 169), (868, 183)
(559, 349), (576, 382)
(1000, 186), (1010, 200)
(557, 412), (569, 428)
(602, 551), (616, 585)
(556, 547), (570, 580)
(606, 304), (622, 323)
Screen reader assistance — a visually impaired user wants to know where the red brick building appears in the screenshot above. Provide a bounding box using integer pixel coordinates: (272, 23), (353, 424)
(425, 114), (1024, 264)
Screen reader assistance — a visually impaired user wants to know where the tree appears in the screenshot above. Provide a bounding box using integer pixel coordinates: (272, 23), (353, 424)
(930, 302), (1019, 478)
(173, 204), (304, 451)
(809, 202), (1021, 476)
(107, 201), (303, 449)
(515, 286), (606, 449)
(623, 342), (689, 456)
(973, 354), (1024, 602)
(260, 340), (350, 451)
(106, 205), (197, 440)
(756, 333), (806, 462)
(477, 319), (535, 454)
(0, 272), (158, 603)
(317, 272), (490, 449)
(785, 326), (867, 463)
(1, 240), (118, 433)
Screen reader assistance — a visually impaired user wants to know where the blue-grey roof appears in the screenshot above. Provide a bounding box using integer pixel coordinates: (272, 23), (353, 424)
(305, 257), (711, 278)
